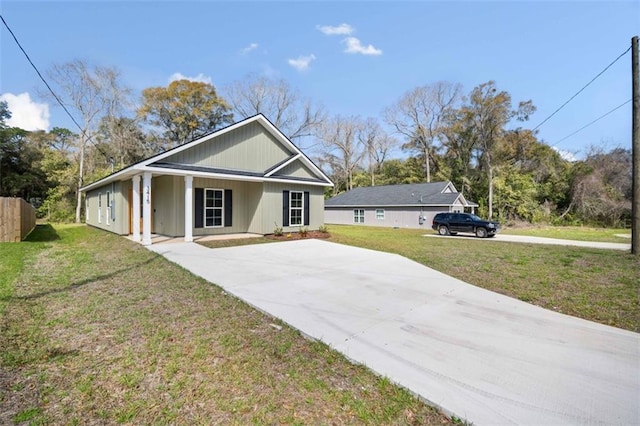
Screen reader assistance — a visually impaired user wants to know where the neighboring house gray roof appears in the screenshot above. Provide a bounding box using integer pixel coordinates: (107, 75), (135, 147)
(324, 182), (478, 207)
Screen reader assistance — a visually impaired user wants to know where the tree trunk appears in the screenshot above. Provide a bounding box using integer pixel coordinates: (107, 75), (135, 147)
(425, 147), (431, 183)
(487, 163), (493, 219)
(75, 136), (85, 223)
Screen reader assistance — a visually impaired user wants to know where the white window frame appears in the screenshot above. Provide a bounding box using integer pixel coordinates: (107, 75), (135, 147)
(289, 191), (303, 226)
(204, 188), (224, 228)
(106, 191), (111, 225)
(98, 192), (102, 223)
(376, 209), (385, 220)
(353, 209), (365, 224)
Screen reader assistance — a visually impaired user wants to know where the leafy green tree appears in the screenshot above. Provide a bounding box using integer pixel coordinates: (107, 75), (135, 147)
(139, 79), (233, 149)
(460, 81), (535, 218)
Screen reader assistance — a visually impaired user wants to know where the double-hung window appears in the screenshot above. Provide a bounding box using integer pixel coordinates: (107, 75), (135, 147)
(98, 193), (102, 223)
(354, 209), (365, 223)
(289, 191), (303, 226)
(205, 189), (224, 227)
(106, 191), (111, 225)
(376, 209), (385, 220)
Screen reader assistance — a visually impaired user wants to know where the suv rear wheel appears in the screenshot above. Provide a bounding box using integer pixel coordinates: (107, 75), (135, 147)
(438, 225), (450, 236)
(475, 227), (487, 238)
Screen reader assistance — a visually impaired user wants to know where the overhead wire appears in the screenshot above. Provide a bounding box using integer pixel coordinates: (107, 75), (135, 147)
(552, 98), (632, 147)
(532, 45), (632, 131)
(0, 13), (112, 163)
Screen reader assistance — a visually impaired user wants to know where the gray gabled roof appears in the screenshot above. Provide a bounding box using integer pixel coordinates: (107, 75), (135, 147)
(325, 181), (477, 207)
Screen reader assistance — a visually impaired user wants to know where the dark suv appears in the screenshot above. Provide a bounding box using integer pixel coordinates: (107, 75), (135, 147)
(432, 212), (500, 238)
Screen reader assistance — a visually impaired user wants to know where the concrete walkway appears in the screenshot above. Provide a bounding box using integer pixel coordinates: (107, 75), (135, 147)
(425, 233), (632, 250)
(148, 239), (639, 425)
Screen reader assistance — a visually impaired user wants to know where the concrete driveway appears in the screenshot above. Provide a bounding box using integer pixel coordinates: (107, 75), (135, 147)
(148, 239), (639, 425)
(425, 233), (632, 250)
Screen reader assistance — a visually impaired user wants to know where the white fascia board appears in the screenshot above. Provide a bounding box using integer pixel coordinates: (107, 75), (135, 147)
(442, 181), (457, 193)
(80, 165), (146, 192)
(146, 166), (333, 187)
(263, 177), (332, 187)
(264, 154), (301, 177)
(256, 116), (333, 185)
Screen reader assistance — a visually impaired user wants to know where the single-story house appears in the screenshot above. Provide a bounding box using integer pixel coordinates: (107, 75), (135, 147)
(324, 181), (478, 229)
(80, 114), (333, 245)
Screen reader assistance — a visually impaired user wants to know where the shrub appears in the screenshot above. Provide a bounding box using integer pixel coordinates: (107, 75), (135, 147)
(273, 222), (283, 236)
(298, 227), (308, 237)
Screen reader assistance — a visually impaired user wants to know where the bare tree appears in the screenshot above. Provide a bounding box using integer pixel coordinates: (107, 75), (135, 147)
(44, 60), (130, 223)
(316, 115), (366, 193)
(224, 74), (325, 148)
(357, 118), (398, 186)
(384, 81), (462, 182)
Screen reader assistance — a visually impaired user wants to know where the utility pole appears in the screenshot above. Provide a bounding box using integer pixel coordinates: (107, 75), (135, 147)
(632, 36), (639, 255)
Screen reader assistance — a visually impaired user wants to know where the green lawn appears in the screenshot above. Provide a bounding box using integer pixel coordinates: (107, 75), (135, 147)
(327, 225), (639, 332)
(501, 225), (631, 243)
(0, 224), (449, 425)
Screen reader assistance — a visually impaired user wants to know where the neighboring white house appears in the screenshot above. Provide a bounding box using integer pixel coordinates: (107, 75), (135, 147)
(80, 114), (333, 245)
(324, 181), (477, 229)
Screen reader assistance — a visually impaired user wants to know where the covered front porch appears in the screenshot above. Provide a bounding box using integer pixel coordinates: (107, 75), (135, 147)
(129, 171), (264, 246)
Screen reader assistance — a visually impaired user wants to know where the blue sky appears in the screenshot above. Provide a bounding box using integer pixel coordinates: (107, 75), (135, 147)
(1, 1), (638, 160)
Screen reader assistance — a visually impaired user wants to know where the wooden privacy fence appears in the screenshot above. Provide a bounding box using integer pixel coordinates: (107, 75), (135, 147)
(0, 197), (36, 242)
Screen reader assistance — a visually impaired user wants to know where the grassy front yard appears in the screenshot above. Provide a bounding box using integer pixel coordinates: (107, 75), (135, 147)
(0, 224), (449, 425)
(501, 225), (631, 243)
(326, 225), (639, 332)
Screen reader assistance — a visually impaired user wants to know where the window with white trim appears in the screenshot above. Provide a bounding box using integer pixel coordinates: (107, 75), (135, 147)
(205, 189), (224, 227)
(376, 209), (385, 220)
(98, 193), (102, 223)
(354, 209), (365, 223)
(106, 191), (111, 225)
(289, 191), (303, 226)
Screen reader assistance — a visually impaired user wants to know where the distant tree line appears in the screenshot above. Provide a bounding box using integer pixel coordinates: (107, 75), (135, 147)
(0, 60), (631, 227)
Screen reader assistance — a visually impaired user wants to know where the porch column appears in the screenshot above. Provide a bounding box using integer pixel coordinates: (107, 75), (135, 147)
(184, 175), (193, 242)
(132, 175), (141, 242)
(142, 171), (152, 246)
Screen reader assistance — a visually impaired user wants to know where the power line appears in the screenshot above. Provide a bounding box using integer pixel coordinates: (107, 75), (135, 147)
(552, 99), (632, 146)
(0, 14), (111, 163)
(533, 45), (632, 131)
(1, 14), (84, 134)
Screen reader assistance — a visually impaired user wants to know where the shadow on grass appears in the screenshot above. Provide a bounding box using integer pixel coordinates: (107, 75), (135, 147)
(12, 254), (162, 301)
(24, 224), (60, 242)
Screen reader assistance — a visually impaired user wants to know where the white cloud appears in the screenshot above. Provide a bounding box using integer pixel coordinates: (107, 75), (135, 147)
(343, 37), (382, 55)
(0, 92), (49, 131)
(553, 147), (577, 162)
(240, 42), (259, 55)
(287, 54), (316, 71)
(168, 72), (212, 84)
(317, 23), (354, 36)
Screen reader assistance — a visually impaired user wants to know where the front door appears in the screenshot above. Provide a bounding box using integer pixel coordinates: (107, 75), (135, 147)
(128, 187), (152, 234)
